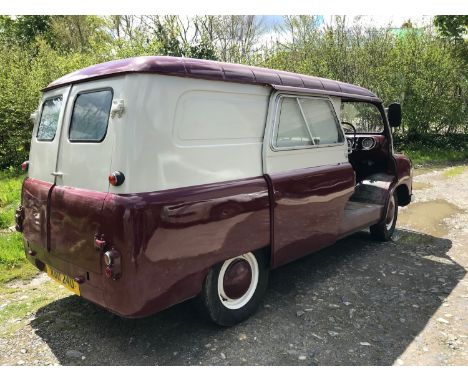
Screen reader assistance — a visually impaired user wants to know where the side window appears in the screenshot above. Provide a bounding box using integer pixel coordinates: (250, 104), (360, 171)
(69, 90), (113, 142)
(276, 97), (313, 148)
(37, 96), (63, 141)
(299, 98), (344, 145)
(274, 96), (343, 149)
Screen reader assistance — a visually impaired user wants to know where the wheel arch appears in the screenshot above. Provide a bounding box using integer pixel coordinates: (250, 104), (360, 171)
(395, 183), (411, 207)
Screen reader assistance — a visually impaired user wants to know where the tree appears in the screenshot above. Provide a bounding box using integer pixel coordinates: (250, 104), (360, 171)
(434, 16), (468, 40)
(0, 16), (53, 46)
(198, 16), (266, 63)
(50, 16), (111, 53)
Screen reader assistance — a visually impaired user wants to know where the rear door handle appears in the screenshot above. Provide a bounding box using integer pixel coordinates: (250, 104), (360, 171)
(51, 171), (63, 177)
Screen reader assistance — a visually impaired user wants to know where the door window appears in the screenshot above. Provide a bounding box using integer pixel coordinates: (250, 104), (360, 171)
(36, 96), (63, 141)
(274, 96), (344, 149)
(69, 89), (113, 142)
(299, 98), (344, 145)
(276, 97), (313, 148)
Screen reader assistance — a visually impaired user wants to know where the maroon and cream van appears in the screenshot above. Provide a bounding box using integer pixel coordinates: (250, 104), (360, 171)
(16, 56), (412, 326)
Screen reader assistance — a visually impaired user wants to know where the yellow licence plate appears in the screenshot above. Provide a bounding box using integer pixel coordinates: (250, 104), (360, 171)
(46, 265), (81, 296)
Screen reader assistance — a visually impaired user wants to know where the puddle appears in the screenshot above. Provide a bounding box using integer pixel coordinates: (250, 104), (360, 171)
(398, 199), (462, 237)
(412, 181), (431, 190)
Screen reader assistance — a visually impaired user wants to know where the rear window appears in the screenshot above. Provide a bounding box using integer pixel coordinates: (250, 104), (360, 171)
(69, 90), (113, 142)
(36, 96), (63, 141)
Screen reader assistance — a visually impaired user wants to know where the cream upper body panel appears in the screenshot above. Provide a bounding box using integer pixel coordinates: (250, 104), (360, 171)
(32, 72), (349, 194)
(109, 74), (271, 193)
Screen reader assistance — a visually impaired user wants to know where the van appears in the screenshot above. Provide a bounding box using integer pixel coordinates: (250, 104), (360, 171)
(16, 56), (413, 326)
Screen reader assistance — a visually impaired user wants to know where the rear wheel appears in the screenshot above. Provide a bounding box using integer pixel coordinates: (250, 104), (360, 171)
(370, 192), (398, 241)
(196, 251), (269, 326)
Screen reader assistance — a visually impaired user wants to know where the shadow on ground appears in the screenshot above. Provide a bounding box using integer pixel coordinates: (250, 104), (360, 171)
(31, 229), (464, 365)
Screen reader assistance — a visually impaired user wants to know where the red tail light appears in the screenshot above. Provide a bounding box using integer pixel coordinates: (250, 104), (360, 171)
(21, 161), (29, 171)
(108, 171), (125, 186)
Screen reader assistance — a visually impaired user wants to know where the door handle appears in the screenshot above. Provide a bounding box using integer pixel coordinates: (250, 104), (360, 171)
(51, 171), (63, 177)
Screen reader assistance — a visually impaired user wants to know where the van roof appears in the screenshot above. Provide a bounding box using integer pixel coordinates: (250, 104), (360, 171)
(44, 56), (380, 102)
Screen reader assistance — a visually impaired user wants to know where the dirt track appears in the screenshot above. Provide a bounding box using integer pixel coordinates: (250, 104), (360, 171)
(1, 165), (467, 365)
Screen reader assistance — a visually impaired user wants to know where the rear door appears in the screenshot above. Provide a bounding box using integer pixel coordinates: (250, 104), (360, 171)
(55, 79), (121, 191)
(23, 86), (70, 251)
(49, 79), (124, 272)
(263, 93), (355, 268)
(28, 86), (71, 184)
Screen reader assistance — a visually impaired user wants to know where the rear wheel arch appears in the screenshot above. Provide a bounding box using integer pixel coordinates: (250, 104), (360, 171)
(194, 247), (271, 326)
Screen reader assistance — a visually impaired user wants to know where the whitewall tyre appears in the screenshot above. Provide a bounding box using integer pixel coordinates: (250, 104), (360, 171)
(196, 251), (269, 326)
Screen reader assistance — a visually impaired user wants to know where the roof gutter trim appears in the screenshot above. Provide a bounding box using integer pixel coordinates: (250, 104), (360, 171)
(271, 85), (382, 103)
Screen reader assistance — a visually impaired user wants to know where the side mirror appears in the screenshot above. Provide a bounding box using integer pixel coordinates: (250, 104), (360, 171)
(388, 103), (402, 128)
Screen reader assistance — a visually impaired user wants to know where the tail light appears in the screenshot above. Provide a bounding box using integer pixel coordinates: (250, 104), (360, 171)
(21, 161), (29, 171)
(109, 171), (125, 186)
(103, 249), (121, 280)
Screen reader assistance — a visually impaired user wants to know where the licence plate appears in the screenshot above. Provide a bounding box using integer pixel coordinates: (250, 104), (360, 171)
(46, 265), (81, 296)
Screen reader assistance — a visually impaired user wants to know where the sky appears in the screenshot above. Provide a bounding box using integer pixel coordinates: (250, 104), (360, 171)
(262, 15), (433, 31)
(258, 15), (434, 46)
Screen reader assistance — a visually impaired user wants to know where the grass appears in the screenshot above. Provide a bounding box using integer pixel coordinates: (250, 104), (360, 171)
(0, 232), (25, 267)
(400, 147), (468, 167)
(0, 171), (64, 335)
(443, 165), (468, 178)
(0, 170), (38, 285)
(0, 281), (70, 335)
(394, 134), (468, 167)
(0, 171), (24, 229)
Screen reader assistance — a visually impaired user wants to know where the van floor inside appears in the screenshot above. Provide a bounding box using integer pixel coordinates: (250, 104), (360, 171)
(338, 201), (384, 238)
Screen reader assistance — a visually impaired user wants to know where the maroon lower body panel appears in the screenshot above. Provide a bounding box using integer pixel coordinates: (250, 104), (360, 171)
(21, 176), (270, 318)
(268, 163), (355, 268)
(21, 178), (52, 252)
(49, 186), (108, 274)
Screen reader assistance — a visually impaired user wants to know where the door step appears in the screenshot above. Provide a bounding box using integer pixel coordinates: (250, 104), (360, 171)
(338, 201), (383, 237)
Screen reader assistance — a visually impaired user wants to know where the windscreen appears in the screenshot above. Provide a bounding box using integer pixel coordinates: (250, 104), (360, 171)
(340, 101), (384, 133)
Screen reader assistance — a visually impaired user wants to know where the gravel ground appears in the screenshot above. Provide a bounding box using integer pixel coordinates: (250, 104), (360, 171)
(0, 165), (467, 366)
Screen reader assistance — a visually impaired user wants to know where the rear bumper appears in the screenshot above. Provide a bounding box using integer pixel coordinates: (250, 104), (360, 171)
(24, 242), (106, 312)
(23, 244), (203, 318)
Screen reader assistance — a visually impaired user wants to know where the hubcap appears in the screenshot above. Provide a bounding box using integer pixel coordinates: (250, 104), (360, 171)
(217, 253), (259, 310)
(223, 259), (252, 299)
(385, 195), (396, 230)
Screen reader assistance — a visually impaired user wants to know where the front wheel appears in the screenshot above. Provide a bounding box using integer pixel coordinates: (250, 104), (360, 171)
(370, 192), (398, 241)
(196, 251), (269, 326)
